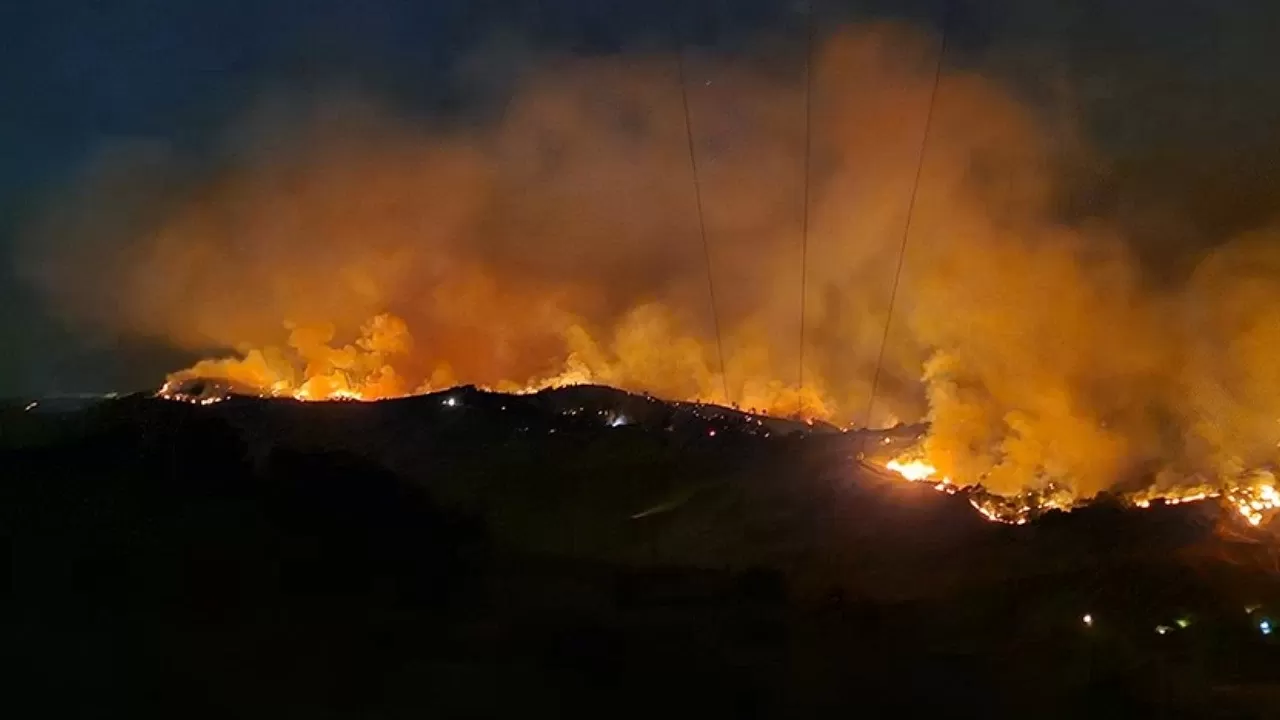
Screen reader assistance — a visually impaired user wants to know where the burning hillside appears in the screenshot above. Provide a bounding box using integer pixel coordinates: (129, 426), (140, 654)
(153, 372), (1280, 532)
(25, 22), (1280, 514)
(882, 452), (1280, 530)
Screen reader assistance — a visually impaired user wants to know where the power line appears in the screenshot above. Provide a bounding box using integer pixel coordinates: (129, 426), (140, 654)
(797, 0), (816, 412)
(672, 12), (732, 406)
(864, 1), (950, 429)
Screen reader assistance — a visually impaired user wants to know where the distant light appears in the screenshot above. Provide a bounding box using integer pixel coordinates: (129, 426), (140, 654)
(1175, 617), (1192, 629)
(24, 401), (37, 412)
(443, 397), (457, 408)
(1261, 620), (1273, 636)
(708, 429), (717, 437)
(609, 415), (629, 428)
(1082, 614), (1093, 627)
(1155, 625), (1172, 635)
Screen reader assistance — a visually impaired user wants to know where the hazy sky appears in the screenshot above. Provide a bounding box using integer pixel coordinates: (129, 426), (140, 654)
(2, 0), (1279, 395)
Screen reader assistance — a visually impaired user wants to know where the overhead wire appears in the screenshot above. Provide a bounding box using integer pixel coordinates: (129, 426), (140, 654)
(797, 0), (816, 415)
(863, 0), (951, 429)
(672, 10), (732, 406)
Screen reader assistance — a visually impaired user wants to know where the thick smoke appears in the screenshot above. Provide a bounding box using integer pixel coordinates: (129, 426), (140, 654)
(21, 22), (1280, 496)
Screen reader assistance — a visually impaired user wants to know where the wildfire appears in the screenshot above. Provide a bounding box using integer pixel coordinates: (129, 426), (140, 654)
(296, 386), (366, 402)
(156, 349), (1280, 534)
(157, 361), (596, 405)
(882, 453), (1280, 529)
(885, 458), (944, 483)
(1226, 482), (1280, 527)
(149, 308), (836, 420)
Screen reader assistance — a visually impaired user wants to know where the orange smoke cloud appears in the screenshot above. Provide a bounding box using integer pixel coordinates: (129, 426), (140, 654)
(22, 22), (1280, 498)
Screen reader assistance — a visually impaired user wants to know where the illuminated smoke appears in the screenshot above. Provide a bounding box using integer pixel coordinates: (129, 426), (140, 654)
(21, 22), (1280, 500)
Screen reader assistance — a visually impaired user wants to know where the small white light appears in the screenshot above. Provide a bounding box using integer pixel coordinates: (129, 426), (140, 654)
(443, 397), (457, 408)
(1082, 614), (1093, 627)
(1261, 620), (1273, 636)
(1155, 625), (1171, 635)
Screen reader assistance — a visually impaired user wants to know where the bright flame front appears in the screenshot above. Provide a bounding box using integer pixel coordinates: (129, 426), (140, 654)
(885, 458), (944, 483)
(882, 452), (1280, 529)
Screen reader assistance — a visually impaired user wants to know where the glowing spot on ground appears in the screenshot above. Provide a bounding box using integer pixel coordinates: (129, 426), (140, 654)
(885, 458), (944, 483)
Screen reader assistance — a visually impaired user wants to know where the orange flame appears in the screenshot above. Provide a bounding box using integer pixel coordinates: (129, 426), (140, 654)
(881, 452), (1280, 529)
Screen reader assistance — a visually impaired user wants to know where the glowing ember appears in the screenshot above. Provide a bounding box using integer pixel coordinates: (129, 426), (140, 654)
(1225, 482), (1280, 527)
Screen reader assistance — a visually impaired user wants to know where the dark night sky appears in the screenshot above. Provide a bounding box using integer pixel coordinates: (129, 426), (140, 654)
(2, 0), (1279, 396)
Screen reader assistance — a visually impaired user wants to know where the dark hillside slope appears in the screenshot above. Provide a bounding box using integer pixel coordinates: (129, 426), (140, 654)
(6, 392), (1280, 717)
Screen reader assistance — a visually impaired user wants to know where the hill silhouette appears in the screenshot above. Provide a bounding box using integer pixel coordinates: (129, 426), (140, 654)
(6, 389), (1280, 717)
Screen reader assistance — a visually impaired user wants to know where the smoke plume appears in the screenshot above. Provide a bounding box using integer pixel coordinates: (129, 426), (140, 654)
(21, 22), (1280, 497)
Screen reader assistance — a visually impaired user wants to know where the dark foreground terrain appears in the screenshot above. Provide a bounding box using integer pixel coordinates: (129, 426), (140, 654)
(6, 388), (1280, 718)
